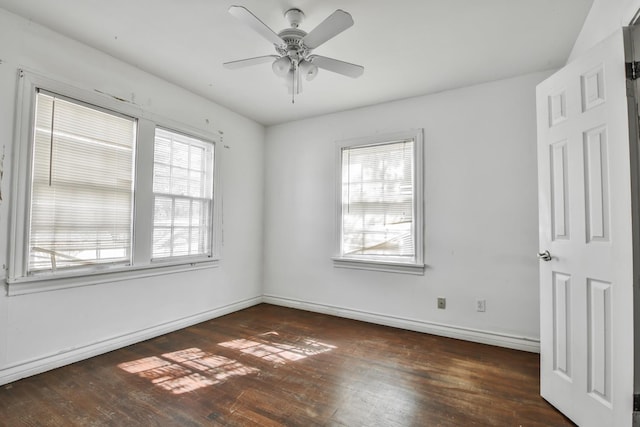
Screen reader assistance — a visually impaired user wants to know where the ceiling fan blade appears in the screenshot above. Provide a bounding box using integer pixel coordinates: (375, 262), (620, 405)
(302, 10), (354, 49)
(308, 55), (364, 78)
(223, 55), (280, 69)
(228, 5), (284, 46)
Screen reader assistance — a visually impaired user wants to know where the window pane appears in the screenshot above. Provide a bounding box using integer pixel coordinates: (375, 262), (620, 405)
(28, 91), (135, 272)
(154, 137), (171, 164)
(154, 197), (173, 226)
(172, 141), (189, 169)
(171, 177), (188, 196)
(189, 170), (203, 198)
(153, 164), (170, 193)
(174, 199), (191, 227)
(152, 228), (172, 258)
(173, 227), (190, 256)
(190, 146), (203, 171)
(341, 140), (415, 259)
(190, 227), (203, 254)
(152, 128), (214, 259)
(191, 201), (201, 225)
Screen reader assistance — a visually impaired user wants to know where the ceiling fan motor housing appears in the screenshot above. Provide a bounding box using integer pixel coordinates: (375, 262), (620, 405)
(276, 28), (309, 60)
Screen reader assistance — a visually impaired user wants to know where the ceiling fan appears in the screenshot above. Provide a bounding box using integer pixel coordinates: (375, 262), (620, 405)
(223, 5), (364, 102)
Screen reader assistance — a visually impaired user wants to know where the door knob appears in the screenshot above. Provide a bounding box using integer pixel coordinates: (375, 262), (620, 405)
(537, 250), (552, 261)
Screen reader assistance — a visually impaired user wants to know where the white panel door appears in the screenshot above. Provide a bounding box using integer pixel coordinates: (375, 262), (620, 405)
(536, 28), (635, 427)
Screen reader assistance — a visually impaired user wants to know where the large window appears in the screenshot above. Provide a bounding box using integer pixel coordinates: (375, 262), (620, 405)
(334, 130), (424, 274)
(8, 71), (221, 292)
(29, 91), (136, 271)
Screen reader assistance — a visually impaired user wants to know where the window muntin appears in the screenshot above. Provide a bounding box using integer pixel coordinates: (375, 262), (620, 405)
(28, 91), (136, 272)
(152, 128), (214, 259)
(340, 140), (415, 261)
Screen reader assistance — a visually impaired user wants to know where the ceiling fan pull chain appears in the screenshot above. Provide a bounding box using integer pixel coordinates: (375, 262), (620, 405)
(291, 60), (299, 104)
(291, 68), (295, 104)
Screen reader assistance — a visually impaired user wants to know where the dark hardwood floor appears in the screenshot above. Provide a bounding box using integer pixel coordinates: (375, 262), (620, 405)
(0, 304), (573, 426)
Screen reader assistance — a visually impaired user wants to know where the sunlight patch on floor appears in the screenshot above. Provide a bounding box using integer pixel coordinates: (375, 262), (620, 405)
(218, 331), (337, 365)
(118, 332), (336, 394)
(118, 348), (259, 394)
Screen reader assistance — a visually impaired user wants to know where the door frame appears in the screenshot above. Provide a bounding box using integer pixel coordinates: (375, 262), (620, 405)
(626, 22), (640, 421)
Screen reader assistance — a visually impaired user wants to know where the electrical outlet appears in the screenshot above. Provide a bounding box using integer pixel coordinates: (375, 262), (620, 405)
(437, 297), (446, 309)
(476, 299), (486, 312)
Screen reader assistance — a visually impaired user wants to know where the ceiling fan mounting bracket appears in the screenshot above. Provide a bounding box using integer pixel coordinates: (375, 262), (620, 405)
(284, 8), (305, 28)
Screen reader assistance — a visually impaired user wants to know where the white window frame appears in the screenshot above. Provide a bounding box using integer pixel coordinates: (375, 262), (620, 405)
(28, 89), (138, 273)
(7, 69), (222, 295)
(150, 127), (216, 261)
(333, 129), (425, 275)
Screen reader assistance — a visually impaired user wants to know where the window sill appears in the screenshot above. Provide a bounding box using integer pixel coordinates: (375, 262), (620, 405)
(332, 257), (425, 275)
(5, 259), (219, 296)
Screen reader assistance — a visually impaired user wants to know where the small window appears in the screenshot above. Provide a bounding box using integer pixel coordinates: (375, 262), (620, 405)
(152, 128), (215, 259)
(28, 90), (136, 272)
(334, 130), (424, 274)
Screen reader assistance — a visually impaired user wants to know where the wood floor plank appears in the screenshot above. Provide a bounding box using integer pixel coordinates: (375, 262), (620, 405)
(0, 304), (574, 426)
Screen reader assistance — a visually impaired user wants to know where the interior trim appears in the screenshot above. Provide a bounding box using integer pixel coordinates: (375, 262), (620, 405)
(0, 296), (262, 386)
(263, 294), (540, 353)
(5, 260), (220, 296)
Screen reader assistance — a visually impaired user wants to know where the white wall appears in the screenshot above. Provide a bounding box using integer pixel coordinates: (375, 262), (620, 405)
(263, 71), (552, 351)
(0, 9), (264, 384)
(0, 1), (585, 385)
(569, 0), (640, 61)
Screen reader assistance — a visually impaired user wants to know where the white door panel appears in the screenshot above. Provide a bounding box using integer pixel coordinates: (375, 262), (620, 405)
(536, 28), (635, 427)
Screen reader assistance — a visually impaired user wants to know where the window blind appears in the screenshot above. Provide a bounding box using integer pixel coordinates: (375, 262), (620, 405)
(341, 139), (415, 259)
(152, 128), (214, 259)
(29, 91), (136, 272)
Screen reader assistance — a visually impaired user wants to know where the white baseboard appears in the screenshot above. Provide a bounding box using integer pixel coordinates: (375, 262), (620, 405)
(262, 295), (540, 353)
(0, 296), (262, 386)
(0, 294), (540, 387)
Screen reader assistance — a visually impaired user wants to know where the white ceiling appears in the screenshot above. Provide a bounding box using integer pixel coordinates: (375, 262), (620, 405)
(0, 0), (592, 126)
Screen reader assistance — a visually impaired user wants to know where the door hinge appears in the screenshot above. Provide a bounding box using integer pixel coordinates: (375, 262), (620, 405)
(627, 62), (640, 80)
(634, 394), (640, 412)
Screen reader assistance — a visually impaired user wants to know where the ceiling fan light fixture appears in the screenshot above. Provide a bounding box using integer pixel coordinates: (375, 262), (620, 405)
(272, 56), (291, 77)
(300, 60), (319, 81)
